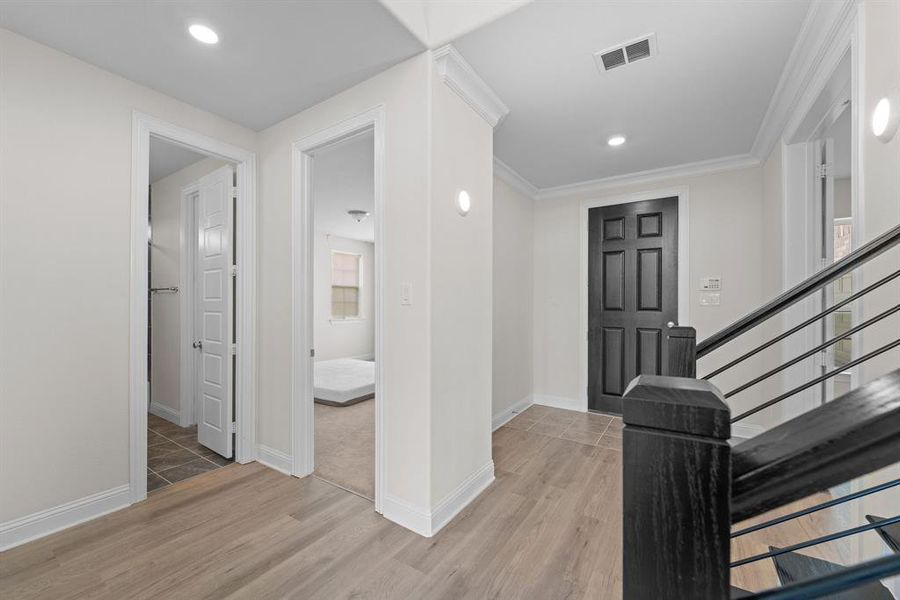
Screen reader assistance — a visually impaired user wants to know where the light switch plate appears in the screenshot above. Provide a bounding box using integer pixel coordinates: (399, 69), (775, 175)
(400, 282), (412, 306)
(699, 292), (721, 306)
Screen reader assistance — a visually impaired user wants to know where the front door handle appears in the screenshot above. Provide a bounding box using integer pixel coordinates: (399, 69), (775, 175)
(667, 321), (677, 328)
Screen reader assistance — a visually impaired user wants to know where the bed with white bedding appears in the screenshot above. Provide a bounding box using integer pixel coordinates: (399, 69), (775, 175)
(314, 358), (375, 406)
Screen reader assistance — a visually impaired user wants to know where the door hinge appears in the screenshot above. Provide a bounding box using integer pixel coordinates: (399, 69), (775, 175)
(230, 422), (237, 434)
(230, 265), (237, 277)
(310, 348), (315, 358)
(816, 163), (832, 179)
(230, 187), (238, 200)
(230, 343), (237, 356)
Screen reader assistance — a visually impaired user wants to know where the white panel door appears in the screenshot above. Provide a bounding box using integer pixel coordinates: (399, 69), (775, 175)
(197, 165), (234, 458)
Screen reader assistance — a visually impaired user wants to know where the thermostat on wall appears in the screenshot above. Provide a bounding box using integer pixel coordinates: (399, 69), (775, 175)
(700, 277), (722, 291)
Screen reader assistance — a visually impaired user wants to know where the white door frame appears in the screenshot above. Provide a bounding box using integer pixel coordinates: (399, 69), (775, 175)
(578, 186), (691, 412)
(179, 184), (200, 427)
(291, 106), (385, 513)
(780, 7), (861, 417)
(130, 111), (257, 504)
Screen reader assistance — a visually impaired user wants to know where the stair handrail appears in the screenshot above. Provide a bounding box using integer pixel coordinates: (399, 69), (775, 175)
(696, 223), (900, 358)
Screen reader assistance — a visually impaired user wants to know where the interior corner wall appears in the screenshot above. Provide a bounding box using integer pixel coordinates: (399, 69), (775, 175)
(492, 176), (535, 421)
(428, 64), (495, 507)
(257, 52), (433, 511)
(0, 29), (257, 524)
(532, 166), (778, 428)
(313, 233), (375, 362)
(149, 157), (228, 424)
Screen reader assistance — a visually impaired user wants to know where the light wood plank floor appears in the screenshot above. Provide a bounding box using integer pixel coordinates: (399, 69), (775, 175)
(0, 406), (848, 599)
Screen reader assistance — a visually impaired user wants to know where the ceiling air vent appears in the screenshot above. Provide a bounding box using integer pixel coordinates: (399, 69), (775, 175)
(594, 33), (658, 73)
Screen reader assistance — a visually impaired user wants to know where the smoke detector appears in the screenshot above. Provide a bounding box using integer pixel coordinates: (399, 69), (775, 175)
(594, 33), (658, 73)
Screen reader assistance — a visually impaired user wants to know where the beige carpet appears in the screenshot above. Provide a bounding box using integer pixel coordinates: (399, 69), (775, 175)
(314, 398), (375, 500)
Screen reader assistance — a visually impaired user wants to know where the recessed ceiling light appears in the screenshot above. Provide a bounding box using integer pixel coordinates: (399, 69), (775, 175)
(189, 24), (219, 45)
(608, 135), (626, 147)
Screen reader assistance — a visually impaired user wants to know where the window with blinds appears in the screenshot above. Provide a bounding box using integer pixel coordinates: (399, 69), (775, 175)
(331, 251), (361, 319)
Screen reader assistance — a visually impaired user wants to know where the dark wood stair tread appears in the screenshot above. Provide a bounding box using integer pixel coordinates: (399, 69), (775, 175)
(769, 546), (894, 599)
(867, 515), (900, 554)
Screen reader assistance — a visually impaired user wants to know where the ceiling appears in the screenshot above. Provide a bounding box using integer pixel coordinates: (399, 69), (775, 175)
(0, 0), (423, 131)
(313, 131), (375, 243)
(149, 137), (208, 183)
(454, 0), (811, 189)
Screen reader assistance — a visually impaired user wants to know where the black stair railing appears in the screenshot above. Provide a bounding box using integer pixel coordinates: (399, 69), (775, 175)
(689, 223), (900, 423)
(622, 223), (900, 599)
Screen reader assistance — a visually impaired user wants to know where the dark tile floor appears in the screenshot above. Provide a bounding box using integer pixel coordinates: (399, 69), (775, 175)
(147, 413), (233, 492)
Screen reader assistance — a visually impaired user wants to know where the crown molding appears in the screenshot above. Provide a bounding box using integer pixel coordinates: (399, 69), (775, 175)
(433, 45), (510, 128)
(493, 157), (538, 199)
(751, 0), (857, 160)
(534, 153), (760, 201)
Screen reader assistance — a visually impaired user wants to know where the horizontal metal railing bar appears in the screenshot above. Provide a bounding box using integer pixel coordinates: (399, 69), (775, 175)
(702, 269), (900, 380)
(697, 224), (900, 358)
(723, 304), (900, 399)
(742, 553), (900, 599)
(731, 479), (900, 538)
(730, 514), (900, 568)
(731, 338), (900, 422)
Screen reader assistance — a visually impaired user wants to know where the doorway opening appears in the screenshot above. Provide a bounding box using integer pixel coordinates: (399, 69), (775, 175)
(130, 113), (257, 504)
(310, 130), (377, 500)
(146, 137), (237, 492)
(291, 108), (385, 513)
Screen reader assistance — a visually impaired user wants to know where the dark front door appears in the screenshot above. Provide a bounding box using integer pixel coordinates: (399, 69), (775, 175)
(588, 197), (678, 413)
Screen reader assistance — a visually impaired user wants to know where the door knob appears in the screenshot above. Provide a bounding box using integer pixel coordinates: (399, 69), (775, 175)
(193, 340), (203, 350)
(667, 321), (677, 328)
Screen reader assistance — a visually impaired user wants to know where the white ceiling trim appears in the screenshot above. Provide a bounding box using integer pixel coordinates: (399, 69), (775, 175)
(493, 157), (538, 199)
(433, 44), (510, 128)
(534, 153), (760, 201)
(750, 0), (857, 160)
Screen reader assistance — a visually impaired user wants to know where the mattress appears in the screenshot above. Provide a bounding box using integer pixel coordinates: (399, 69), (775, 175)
(314, 358), (375, 406)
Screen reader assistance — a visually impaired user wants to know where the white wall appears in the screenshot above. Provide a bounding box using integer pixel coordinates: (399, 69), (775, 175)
(0, 29), (257, 524)
(257, 53), (434, 512)
(856, 0), (900, 571)
(149, 157), (228, 424)
(492, 175), (534, 422)
(532, 166), (774, 428)
(313, 233), (375, 361)
(428, 65), (494, 506)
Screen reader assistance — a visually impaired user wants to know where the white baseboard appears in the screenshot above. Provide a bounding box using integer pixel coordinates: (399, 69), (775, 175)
(383, 461), (495, 538)
(431, 461), (495, 535)
(533, 394), (584, 412)
(0, 484), (131, 551)
(492, 395), (534, 431)
(149, 401), (180, 425)
(382, 494), (433, 537)
(256, 444), (292, 475)
(731, 422), (765, 441)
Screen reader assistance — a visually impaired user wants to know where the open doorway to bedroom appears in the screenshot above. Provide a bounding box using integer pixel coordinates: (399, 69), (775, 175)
(309, 130), (377, 501)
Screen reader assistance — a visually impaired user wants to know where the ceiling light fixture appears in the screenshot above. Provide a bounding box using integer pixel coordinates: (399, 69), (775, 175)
(872, 88), (900, 143)
(608, 135), (626, 147)
(188, 24), (219, 45)
(348, 210), (370, 223)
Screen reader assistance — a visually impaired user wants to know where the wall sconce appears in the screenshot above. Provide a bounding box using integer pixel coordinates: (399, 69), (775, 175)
(455, 190), (471, 216)
(872, 88), (900, 143)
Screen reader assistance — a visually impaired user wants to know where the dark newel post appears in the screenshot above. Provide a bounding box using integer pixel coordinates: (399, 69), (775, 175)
(667, 326), (697, 377)
(623, 375), (731, 599)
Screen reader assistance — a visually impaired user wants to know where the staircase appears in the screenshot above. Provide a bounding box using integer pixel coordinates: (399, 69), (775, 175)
(622, 224), (900, 599)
